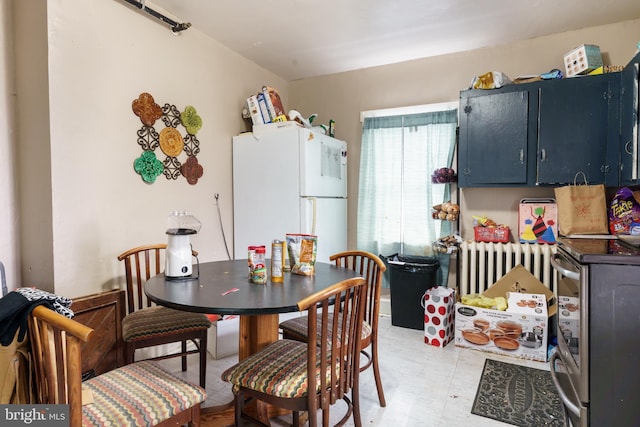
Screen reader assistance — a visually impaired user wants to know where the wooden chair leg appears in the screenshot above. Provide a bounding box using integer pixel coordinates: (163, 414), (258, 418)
(199, 334), (207, 388)
(352, 381), (363, 427)
(188, 404), (201, 427)
(234, 392), (244, 427)
(308, 405), (317, 427)
(125, 341), (136, 365)
(181, 340), (188, 371)
(371, 334), (386, 407)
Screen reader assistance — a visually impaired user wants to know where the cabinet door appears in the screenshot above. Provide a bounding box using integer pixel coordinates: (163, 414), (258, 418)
(620, 64), (639, 185)
(537, 75), (614, 184)
(458, 91), (528, 187)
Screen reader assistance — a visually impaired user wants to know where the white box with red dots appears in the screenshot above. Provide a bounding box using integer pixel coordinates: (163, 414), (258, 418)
(423, 287), (456, 348)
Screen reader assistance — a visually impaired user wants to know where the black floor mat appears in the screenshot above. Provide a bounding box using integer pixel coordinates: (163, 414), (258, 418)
(471, 358), (567, 427)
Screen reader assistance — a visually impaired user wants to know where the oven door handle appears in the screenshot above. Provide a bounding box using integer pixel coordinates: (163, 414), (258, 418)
(550, 253), (580, 280)
(549, 351), (581, 418)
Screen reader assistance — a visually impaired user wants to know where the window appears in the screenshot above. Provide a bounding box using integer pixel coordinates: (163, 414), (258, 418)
(357, 106), (458, 261)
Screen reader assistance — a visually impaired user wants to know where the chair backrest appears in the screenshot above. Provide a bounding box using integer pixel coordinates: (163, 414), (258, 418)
(329, 251), (386, 331)
(29, 305), (94, 427)
(117, 244), (167, 315)
(296, 277), (367, 416)
(117, 244), (199, 315)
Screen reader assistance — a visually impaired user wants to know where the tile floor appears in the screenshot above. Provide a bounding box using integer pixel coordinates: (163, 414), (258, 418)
(158, 310), (550, 427)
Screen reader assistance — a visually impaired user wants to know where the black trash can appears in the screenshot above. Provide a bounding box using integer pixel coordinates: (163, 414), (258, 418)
(382, 254), (440, 330)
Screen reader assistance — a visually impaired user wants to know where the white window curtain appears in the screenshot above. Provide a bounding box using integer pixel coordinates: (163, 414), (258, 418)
(357, 110), (457, 260)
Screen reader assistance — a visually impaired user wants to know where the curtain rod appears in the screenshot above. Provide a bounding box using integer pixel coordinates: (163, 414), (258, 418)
(120, 0), (191, 33)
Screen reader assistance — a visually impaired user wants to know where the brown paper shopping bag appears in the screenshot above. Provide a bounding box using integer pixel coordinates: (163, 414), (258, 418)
(554, 172), (609, 235)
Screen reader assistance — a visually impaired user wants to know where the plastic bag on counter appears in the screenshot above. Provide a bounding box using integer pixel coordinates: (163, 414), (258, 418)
(286, 234), (317, 275)
(609, 187), (640, 235)
(470, 71), (512, 89)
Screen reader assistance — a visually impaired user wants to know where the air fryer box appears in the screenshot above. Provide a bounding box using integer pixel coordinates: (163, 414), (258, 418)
(518, 198), (558, 244)
(454, 265), (557, 362)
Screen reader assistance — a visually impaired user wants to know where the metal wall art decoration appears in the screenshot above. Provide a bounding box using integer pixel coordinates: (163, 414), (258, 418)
(131, 92), (204, 184)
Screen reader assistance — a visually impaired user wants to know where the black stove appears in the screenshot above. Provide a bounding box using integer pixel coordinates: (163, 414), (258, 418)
(558, 237), (640, 265)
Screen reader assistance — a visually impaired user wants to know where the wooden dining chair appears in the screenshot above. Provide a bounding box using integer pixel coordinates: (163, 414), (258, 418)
(279, 250), (388, 407)
(29, 304), (207, 427)
(117, 244), (212, 388)
(222, 277), (367, 427)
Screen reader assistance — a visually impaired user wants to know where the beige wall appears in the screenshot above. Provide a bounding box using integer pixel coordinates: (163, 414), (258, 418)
(289, 19), (640, 245)
(0, 0), (19, 290)
(13, 0), (52, 292)
(9, 0), (286, 297)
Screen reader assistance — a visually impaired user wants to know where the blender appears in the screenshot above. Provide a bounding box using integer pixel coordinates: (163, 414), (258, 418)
(165, 211), (201, 278)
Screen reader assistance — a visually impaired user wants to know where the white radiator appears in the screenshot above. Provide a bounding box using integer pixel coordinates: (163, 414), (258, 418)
(459, 242), (558, 295)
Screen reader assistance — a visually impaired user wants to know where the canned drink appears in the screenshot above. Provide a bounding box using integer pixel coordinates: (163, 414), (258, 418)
(271, 240), (285, 282)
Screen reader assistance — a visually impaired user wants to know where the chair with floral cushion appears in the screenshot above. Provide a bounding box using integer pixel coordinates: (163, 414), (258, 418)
(118, 244), (213, 388)
(279, 250), (387, 407)
(222, 277), (367, 427)
(29, 304), (207, 427)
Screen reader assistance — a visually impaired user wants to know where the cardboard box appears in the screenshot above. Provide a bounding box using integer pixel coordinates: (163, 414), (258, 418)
(207, 315), (240, 359)
(564, 44), (603, 77)
(454, 265), (557, 362)
(518, 198), (558, 244)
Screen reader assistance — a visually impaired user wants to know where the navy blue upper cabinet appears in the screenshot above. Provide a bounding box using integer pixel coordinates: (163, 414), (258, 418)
(537, 74), (618, 186)
(620, 55), (639, 185)
(458, 73), (619, 188)
(458, 90), (529, 186)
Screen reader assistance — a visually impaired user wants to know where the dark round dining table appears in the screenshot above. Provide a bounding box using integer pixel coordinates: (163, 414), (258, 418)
(144, 259), (361, 318)
(145, 259), (363, 425)
(145, 258), (362, 359)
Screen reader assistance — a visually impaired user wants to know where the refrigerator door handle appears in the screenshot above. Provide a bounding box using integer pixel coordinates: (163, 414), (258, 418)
(308, 197), (317, 235)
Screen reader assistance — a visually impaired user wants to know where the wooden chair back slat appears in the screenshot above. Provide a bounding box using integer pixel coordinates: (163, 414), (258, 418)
(297, 277), (367, 424)
(117, 244), (197, 315)
(330, 251), (386, 329)
(29, 305), (94, 427)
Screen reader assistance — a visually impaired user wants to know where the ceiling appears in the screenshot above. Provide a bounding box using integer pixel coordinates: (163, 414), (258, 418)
(148, 0), (640, 81)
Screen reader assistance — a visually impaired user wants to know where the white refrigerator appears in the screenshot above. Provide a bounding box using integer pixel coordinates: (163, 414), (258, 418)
(233, 126), (348, 264)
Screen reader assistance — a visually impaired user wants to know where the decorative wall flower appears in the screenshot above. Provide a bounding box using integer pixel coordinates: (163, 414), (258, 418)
(132, 93), (163, 126)
(130, 93), (205, 184)
(180, 106), (203, 135)
(180, 155), (203, 185)
(159, 127), (184, 157)
(134, 150), (164, 183)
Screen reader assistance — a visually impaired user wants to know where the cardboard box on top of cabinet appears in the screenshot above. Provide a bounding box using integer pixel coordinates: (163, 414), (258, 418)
(454, 265), (557, 362)
(564, 44), (603, 77)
